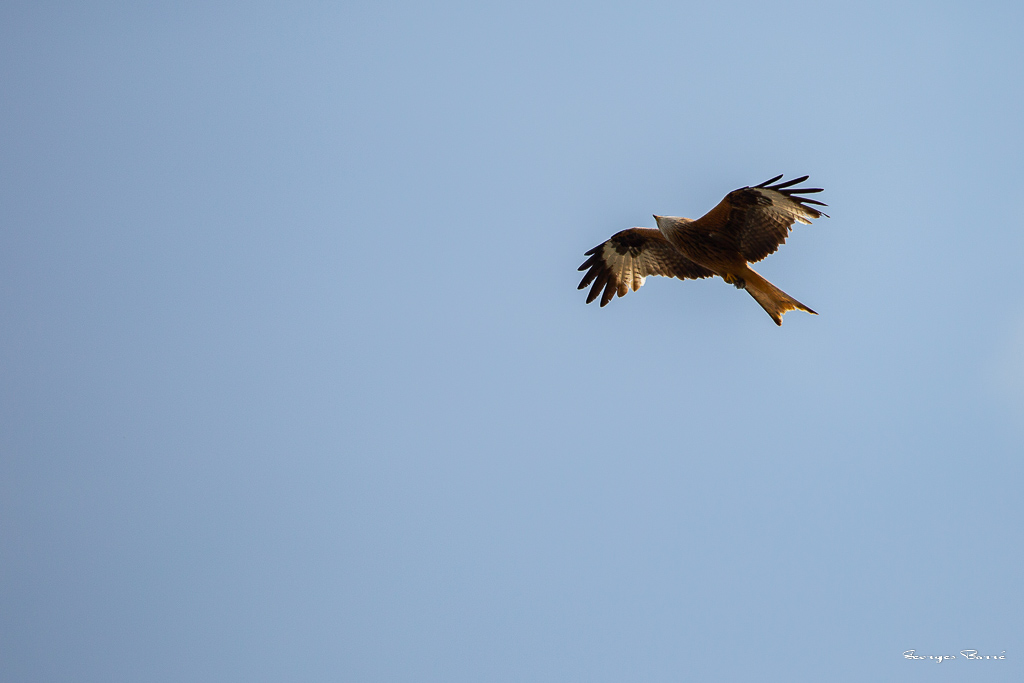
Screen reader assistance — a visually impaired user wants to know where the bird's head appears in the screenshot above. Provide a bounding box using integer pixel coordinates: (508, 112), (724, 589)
(653, 215), (688, 229)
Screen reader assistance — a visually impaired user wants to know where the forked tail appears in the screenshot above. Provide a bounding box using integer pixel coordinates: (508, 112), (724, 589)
(740, 267), (816, 326)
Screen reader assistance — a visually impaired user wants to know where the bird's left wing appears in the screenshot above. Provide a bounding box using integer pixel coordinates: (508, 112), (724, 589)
(577, 228), (714, 306)
(694, 175), (828, 263)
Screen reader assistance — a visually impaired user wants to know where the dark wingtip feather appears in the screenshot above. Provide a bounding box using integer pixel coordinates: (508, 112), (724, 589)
(600, 279), (617, 306)
(756, 174), (784, 187)
(771, 175), (810, 189)
(578, 267), (597, 290)
(578, 254), (598, 271)
(586, 270), (610, 304)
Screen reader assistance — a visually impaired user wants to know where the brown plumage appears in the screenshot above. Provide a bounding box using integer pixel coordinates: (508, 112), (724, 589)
(577, 175), (828, 325)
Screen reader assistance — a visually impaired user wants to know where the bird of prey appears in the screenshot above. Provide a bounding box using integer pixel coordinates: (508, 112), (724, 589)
(577, 175), (828, 325)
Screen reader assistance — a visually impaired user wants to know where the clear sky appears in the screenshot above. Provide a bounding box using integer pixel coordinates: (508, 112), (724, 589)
(2, 1), (1022, 681)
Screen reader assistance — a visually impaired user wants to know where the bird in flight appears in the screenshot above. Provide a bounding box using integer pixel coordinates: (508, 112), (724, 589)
(577, 175), (828, 325)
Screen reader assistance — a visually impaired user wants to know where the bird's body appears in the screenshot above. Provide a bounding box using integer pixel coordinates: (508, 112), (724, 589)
(577, 175), (828, 325)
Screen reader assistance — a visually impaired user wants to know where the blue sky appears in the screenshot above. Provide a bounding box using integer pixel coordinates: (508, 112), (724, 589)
(2, 1), (1022, 681)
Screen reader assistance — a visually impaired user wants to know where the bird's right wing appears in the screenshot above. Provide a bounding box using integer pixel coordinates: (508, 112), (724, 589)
(693, 175), (828, 263)
(577, 228), (714, 306)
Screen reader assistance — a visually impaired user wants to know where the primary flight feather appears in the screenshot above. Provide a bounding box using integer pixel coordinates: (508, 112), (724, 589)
(577, 175), (828, 325)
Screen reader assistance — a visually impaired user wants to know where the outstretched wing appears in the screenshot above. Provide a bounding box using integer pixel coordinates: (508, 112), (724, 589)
(577, 228), (714, 306)
(694, 175), (828, 263)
